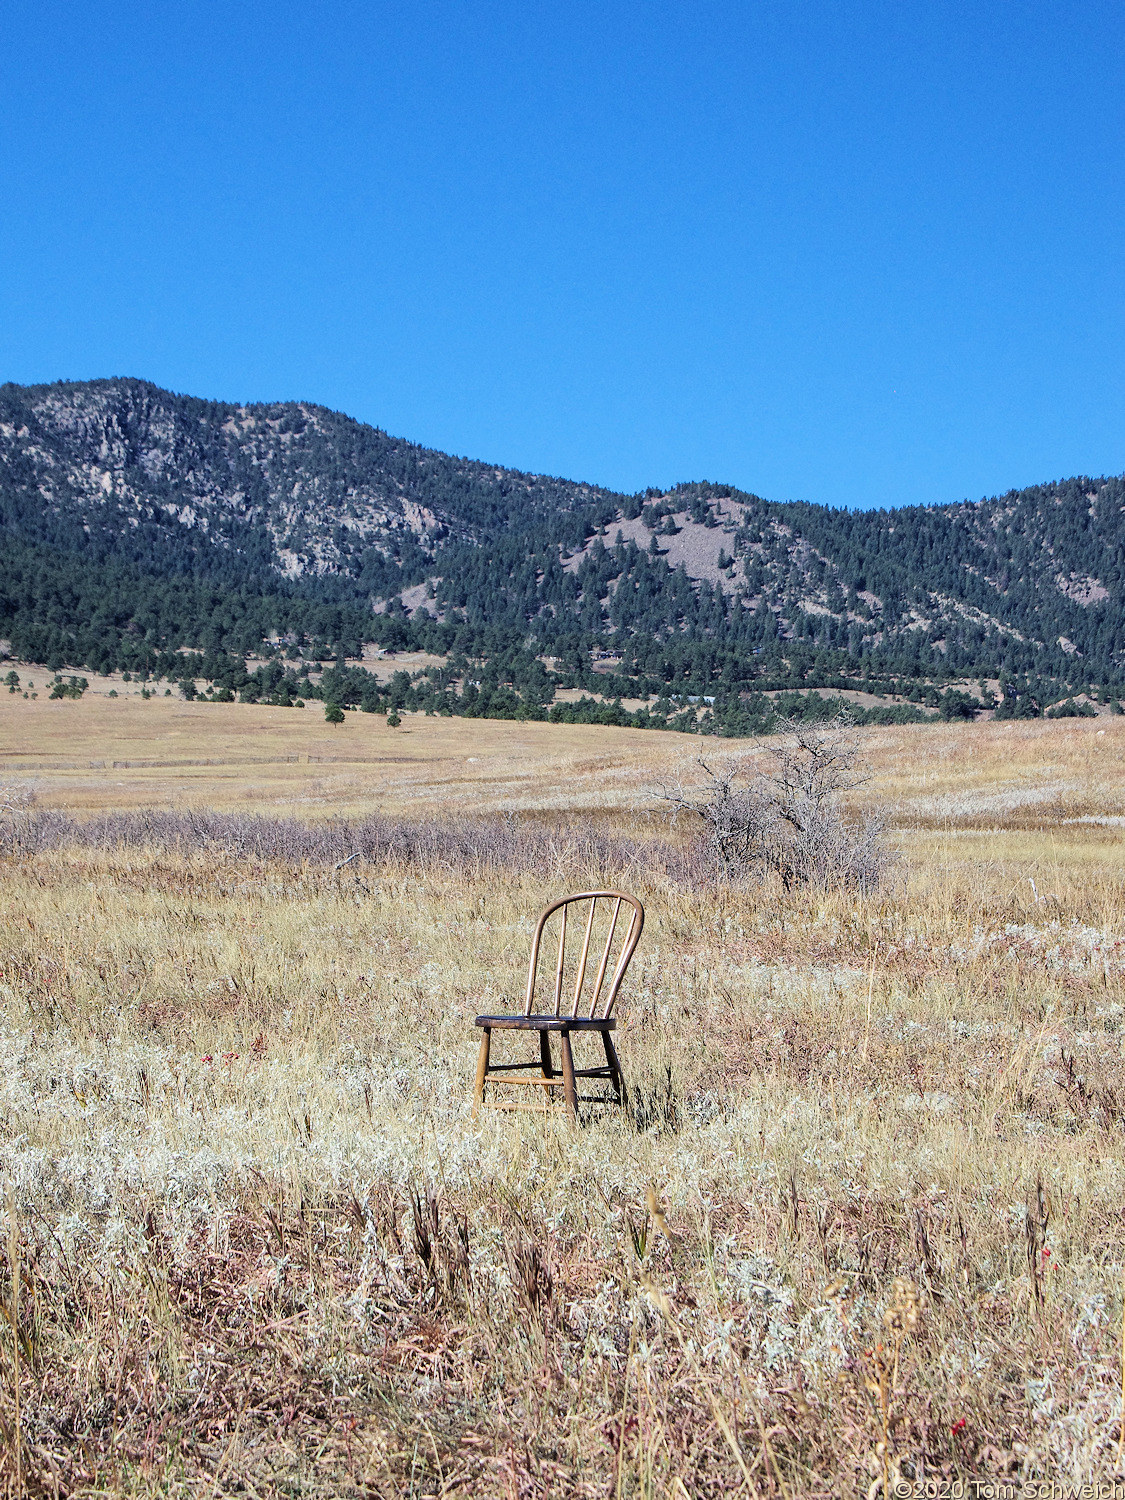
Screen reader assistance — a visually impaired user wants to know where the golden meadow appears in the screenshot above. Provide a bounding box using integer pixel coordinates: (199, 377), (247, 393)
(1, 694), (1124, 1496)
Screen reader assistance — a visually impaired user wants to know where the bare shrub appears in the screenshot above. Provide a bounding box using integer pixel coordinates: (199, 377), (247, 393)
(0, 778), (51, 858)
(0, 779), (33, 816)
(662, 715), (896, 890)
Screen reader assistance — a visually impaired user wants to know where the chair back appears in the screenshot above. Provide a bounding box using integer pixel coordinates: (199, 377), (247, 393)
(523, 891), (644, 1020)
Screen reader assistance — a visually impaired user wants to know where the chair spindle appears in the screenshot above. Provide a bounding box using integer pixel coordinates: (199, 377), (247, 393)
(553, 902), (568, 1016)
(589, 896), (622, 1017)
(571, 897), (598, 1018)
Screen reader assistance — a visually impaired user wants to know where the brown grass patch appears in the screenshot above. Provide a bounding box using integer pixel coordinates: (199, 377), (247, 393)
(0, 717), (1124, 1492)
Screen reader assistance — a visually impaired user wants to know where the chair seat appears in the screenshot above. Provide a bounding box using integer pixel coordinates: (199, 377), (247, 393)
(475, 1014), (616, 1031)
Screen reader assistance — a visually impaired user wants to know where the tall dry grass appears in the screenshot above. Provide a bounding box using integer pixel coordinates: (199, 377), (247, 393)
(0, 801), (1123, 1496)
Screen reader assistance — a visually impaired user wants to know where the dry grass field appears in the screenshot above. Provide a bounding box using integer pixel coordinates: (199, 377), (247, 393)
(4, 691), (1125, 824)
(2, 701), (1125, 1495)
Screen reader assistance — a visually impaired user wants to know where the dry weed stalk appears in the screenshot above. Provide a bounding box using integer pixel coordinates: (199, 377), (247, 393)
(1, 1181), (21, 1500)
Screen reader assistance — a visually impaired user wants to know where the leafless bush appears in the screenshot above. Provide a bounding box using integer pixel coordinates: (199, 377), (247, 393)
(0, 778), (50, 858)
(662, 715), (896, 890)
(0, 779), (34, 816)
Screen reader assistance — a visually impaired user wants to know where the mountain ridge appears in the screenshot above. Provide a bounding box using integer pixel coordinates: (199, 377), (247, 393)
(1, 376), (1122, 729)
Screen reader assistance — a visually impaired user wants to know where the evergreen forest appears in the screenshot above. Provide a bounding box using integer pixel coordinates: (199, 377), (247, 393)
(1, 377), (1122, 732)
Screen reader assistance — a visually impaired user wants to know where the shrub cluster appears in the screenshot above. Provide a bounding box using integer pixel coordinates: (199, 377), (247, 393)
(662, 717), (896, 891)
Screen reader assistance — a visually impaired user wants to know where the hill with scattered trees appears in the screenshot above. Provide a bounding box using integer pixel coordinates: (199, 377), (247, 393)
(1, 376), (1122, 731)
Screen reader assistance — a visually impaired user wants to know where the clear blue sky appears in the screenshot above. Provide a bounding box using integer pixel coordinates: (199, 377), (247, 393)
(2, 1), (1122, 509)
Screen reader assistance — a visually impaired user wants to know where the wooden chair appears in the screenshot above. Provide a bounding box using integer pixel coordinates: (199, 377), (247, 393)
(472, 891), (645, 1122)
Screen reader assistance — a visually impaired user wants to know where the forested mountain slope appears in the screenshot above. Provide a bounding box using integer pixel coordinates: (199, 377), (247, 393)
(1, 377), (1122, 729)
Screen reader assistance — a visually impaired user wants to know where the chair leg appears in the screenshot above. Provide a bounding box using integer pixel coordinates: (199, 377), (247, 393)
(472, 1028), (491, 1120)
(602, 1030), (629, 1112)
(539, 1030), (554, 1078)
(559, 1029), (578, 1121)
